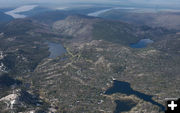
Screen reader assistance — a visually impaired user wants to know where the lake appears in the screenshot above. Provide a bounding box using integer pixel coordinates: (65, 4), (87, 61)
(114, 100), (137, 113)
(47, 42), (66, 59)
(105, 80), (165, 112)
(130, 39), (154, 48)
(5, 5), (38, 19)
(88, 7), (136, 17)
(88, 8), (113, 17)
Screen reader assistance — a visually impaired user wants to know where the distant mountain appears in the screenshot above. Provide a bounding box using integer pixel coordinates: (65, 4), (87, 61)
(31, 11), (69, 24)
(30, 7), (111, 25)
(18, 6), (52, 17)
(53, 15), (173, 45)
(99, 9), (180, 30)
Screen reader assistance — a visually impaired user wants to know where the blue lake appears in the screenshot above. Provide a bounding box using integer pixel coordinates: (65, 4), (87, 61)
(47, 42), (66, 58)
(105, 80), (165, 112)
(130, 39), (154, 48)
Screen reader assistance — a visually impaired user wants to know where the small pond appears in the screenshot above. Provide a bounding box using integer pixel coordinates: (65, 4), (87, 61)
(47, 42), (66, 58)
(130, 39), (154, 48)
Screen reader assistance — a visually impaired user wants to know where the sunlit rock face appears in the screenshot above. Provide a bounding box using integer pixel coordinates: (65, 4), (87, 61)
(0, 89), (43, 111)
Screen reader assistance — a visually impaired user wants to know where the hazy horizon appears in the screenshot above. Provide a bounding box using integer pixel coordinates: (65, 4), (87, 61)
(0, 0), (180, 9)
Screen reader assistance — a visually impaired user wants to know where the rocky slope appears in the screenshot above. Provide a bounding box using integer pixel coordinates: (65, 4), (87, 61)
(53, 15), (100, 42)
(100, 9), (180, 30)
(27, 38), (180, 113)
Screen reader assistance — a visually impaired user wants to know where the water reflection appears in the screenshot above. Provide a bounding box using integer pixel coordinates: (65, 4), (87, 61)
(47, 42), (66, 59)
(105, 80), (165, 112)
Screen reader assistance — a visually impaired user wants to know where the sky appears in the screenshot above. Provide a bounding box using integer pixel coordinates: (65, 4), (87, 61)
(0, 0), (180, 8)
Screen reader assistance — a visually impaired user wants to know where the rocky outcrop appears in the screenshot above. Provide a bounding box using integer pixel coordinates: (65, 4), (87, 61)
(0, 89), (43, 112)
